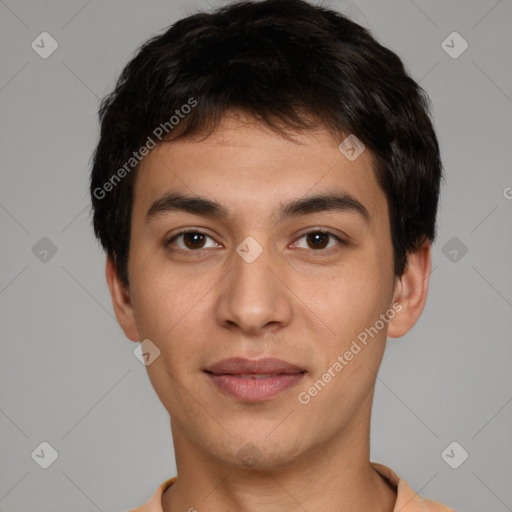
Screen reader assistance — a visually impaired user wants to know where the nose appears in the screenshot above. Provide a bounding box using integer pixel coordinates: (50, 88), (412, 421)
(215, 241), (293, 336)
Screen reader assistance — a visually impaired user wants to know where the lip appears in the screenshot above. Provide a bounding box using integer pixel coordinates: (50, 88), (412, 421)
(205, 357), (305, 375)
(204, 357), (306, 402)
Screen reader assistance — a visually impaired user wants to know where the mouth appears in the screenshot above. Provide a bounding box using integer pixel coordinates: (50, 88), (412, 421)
(204, 357), (306, 402)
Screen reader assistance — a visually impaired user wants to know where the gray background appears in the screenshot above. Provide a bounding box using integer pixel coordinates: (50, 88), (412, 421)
(1, 0), (511, 511)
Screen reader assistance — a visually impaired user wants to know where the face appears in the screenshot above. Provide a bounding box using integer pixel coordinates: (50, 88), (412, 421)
(108, 113), (429, 471)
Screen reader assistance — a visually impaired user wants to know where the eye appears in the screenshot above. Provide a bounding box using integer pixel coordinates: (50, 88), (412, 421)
(292, 230), (344, 251)
(166, 229), (345, 253)
(166, 230), (220, 251)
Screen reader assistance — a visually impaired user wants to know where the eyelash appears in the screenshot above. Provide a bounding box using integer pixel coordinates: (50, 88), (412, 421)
(165, 229), (345, 254)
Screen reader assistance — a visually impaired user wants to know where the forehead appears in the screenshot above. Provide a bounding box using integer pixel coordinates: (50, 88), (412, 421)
(133, 114), (387, 227)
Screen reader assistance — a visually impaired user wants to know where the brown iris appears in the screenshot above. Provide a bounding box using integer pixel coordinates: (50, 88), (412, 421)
(305, 232), (330, 250)
(182, 232), (207, 250)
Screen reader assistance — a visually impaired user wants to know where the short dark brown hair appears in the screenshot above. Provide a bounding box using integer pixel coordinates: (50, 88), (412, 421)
(90, 0), (442, 286)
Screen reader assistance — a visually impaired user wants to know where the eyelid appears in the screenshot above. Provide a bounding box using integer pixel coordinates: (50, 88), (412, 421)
(293, 226), (348, 242)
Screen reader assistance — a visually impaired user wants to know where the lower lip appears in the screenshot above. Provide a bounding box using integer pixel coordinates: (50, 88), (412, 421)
(206, 372), (305, 401)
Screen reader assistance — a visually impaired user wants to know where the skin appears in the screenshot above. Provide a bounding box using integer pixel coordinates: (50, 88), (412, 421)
(106, 112), (431, 512)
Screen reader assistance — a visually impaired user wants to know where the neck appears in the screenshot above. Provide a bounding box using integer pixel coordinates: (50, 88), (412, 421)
(162, 394), (396, 512)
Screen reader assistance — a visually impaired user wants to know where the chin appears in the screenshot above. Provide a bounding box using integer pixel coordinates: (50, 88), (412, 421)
(215, 435), (306, 471)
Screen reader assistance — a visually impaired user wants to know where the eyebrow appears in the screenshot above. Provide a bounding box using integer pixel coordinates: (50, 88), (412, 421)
(145, 191), (370, 224)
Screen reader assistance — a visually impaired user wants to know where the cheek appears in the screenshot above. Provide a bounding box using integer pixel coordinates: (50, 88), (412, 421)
(129, 255), (202, 335)
(129, 263), (217, 382)
(129, 268), (204, 409)
(292, 258), (391, 346)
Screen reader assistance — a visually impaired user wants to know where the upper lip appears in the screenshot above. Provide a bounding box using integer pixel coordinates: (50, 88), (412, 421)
(204, 357), (305, 375)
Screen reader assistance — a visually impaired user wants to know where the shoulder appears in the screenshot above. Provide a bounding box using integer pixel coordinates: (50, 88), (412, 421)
(129, 477), (177, 512)
(372, 462), (456, 512)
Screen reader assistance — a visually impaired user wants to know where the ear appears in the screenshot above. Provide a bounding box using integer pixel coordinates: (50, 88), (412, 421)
(387, 240), (432, 338)
(105, 255), (139, 342)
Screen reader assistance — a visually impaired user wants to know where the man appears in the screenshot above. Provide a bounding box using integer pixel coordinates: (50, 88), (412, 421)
(90, 0), (454, 510)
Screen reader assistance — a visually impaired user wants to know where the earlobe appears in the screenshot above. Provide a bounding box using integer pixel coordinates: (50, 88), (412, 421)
(387, 240), (432, 339)
(105, 256), (140, 342)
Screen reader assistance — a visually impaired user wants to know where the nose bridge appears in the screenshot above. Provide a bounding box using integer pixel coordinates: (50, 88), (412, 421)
(216, 238), (291, 333)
